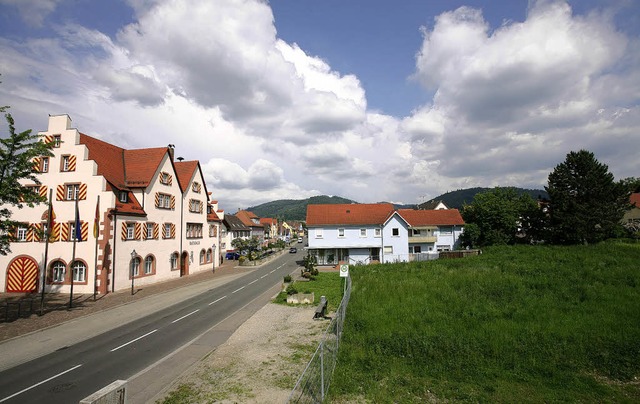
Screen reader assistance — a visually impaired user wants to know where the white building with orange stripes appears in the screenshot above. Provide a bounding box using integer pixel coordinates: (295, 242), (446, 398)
(1, 114), (224, 295)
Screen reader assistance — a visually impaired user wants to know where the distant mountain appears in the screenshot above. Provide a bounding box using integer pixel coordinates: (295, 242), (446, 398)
(247, 195), (356, 221)
(246, 188), (548, 220)
(427, 187), (548, 209)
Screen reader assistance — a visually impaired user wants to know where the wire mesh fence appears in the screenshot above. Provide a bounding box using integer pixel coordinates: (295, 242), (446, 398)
(288, 274), (352, 403)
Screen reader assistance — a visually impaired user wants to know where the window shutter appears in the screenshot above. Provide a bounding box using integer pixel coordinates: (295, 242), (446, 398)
(68, 155), (77, 171)
(32, 223), (43, 242)
(154, 223), (159, 239)
(135, 223), (142, 240)
(167, 174), (172, 185)
(60, 223), (70, 241)
(33, 157), (41, 172)
(121, 223), (128, 241)
(51, 223), (61, 242)
(199, 201), (204, 213)
(78, 183), (87, 200)
(162, 224), (168, 239)
(39, 185), (48, 198)
(170, 195), (175, 209)
(81, 222), (89, 241)
(26, 225), (35, 242)
(56, 185), (65, 201)
(171, 224), (176, 238)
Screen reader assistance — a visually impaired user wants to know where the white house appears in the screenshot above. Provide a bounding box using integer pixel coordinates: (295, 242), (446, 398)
(306, 203), (465, 265)
(1, 114), (224, 295)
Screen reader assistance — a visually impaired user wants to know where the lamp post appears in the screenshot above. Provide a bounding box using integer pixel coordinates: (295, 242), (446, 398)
(212, 244), (217, 272)
(131, 249), (136, 295)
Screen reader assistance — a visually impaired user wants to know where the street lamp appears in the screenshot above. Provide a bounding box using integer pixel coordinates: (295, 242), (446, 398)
(212, 244), (217, 272)
(131, 249), (137, 295)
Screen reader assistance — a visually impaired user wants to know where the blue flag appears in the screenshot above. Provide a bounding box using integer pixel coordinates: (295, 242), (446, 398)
(74, 200), (82, 242)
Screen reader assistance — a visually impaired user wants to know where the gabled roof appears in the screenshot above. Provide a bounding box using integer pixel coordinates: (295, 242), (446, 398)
(260, 218), (277, 226)
(115, 191), (146, 216)
(174, 160), (199, 192)
(79, 132), (171, 189)
(224, 214), (250, 231)
(236, 210), (261, 227)
(306, 203), (395, 226)
(418, 199), (448, 210)
(397, 209), (465, 226)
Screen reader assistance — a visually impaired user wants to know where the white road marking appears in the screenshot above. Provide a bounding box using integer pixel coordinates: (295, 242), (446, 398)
(208, 296), (227, 306)
(260, 274), (267, 279)
(171, 309), (200, 324)
(248, 279), (258, 285)
(232, 286), (245, 293)
(110, 329), (158, 352)
(269, 270), (276, 274)
(0, 364), (82, 403)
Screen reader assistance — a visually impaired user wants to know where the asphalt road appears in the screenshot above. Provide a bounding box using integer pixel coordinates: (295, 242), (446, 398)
(0, 249), (302, 404)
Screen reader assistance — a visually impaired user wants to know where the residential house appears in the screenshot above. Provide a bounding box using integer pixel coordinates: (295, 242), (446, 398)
(622, 193), (640, 233)
(235, 210), (265, 241)
(417, 199), (449, 210)
(222, 214), (250, 252)
(1, 114), (222, 294)
(260, 217), (278, 242)
(306, 203), (465, 265)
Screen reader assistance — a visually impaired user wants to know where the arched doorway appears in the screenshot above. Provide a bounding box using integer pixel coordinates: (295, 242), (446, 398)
(180, 251), (189, 277)
(6, 256), (39, 293)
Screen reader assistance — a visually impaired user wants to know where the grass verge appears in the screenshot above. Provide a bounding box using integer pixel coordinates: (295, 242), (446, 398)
(274, 271), (344, 312)
(329, 241), (640, 403)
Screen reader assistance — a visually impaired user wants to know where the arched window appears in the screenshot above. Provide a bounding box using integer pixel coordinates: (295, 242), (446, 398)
(72, 261), (86, 282)
(52, 260), (65, 283)
(130, 257), (140, 277)
(144, 256), (154, 274)
(170, 252), (178, 270)
(206, 248), (212, 263)
(199, 249), (206, 264)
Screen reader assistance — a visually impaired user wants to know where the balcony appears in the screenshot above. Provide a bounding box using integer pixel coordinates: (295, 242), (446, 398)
(408, 235), (437, 244)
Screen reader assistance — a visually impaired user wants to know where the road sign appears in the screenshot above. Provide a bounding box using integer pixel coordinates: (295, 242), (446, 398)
(339, 264), (349, 278)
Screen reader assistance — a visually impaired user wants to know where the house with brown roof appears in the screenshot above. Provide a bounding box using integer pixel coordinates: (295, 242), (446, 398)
(234, 210), (265, 241)
(622, 193), (640, 233)
(1, 114), (223, 295)
(306, 203), (465, 265)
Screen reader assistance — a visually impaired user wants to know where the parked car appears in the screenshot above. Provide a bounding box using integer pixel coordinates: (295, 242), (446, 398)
(225, 251), (240, 260)
(289, 247), (297, 254)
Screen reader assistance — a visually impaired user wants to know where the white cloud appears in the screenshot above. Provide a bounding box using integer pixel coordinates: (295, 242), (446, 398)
(0, 0), (60, 27)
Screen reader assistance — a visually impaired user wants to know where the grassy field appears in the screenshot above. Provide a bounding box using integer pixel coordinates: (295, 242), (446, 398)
(329, 241), (640, 403)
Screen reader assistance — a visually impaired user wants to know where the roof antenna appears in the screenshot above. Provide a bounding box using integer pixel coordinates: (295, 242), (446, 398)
(177, 157), (184, 162)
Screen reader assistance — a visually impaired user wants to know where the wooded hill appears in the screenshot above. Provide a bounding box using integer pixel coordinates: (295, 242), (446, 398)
(246, 188), (547, 221)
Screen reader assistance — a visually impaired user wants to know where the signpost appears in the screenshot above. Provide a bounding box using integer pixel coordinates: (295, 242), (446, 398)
(340, 264), (349, 295)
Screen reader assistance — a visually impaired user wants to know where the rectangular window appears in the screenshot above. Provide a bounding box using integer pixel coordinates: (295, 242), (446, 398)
(412, 229), (421, 236)
(41, 157), (49, 172)
(73, 263), (86, 282)
(315, 229), (323, 238)
(16, 226), (27, 241)
(69, 222), (76, 241)
(189, 199), (201, 213)
(186, 223), (203, 238)
(440, 226), (453, 235)
(66, 184), (79, 200)
(53, 263), (65, 282)
(192, 182), (201, 193)
(383, 246), (393, 254)
(144, 257), (153, 274)
(146, 223), (154, 239)
(338, 228), (345, 237)
(126, 223), (135, 240)
(160, 172), (171, 185)
(414, 246), (422, 253)
(53, 135), (61, 147)
(392, 228), (399, 236)
(62, 155), (70, 172)
(170, 253), (178, 269)
(119, 191), (128, 203)
(374, 228), (381, 237)
(164, 223), (172, 239)
(360, 229), (367, 237)
(158, 193), (172, 209)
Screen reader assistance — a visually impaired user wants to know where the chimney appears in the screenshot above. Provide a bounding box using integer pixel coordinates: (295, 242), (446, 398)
(167, 144), (175, 161)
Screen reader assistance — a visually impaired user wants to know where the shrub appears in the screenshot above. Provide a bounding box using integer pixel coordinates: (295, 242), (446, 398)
(285, 284), (298, 295)
(283, 274), (292, 283)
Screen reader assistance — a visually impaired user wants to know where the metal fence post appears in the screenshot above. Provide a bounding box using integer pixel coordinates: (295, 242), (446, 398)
(320, 341), (325, 401)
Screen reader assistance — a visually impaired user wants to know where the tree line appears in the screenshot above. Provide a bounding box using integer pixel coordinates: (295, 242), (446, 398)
(460, 150), (639, 247)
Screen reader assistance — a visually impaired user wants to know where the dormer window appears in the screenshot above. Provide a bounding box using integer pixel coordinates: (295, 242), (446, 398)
(119, 191), (128, 203)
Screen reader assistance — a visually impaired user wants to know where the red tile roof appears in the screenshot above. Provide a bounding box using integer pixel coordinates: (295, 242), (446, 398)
(79, 133), (126, 188)
(397, 209), (465, 226)
(124, 148), (168, 187)
(174, 160), (199, 192)
(114, 191), (146, 216)
(260, 218), (277, 225)
(306, 203), (395, 226)
(631, 193), (640, 207)
(236, 210), (260, 227)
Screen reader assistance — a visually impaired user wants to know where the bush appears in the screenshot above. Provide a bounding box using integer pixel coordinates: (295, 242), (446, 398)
(283, 274), (292, 283)
(285, 284), (298, 295)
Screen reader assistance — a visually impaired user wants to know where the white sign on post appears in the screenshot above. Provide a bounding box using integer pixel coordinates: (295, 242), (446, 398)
(339, 264), (349, 278)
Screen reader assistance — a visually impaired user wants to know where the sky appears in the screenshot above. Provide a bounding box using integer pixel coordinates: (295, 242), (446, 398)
(0, 0), (638, 213)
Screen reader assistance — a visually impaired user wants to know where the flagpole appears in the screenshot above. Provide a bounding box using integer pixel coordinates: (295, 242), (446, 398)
(93, 195), (100, 301)
(40, 188), (53, 314)
(69, 197), (79, 309)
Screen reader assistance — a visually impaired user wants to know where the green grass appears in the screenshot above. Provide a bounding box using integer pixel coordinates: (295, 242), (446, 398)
(274, 271), (345, 311)
(329, 241), (640, 403)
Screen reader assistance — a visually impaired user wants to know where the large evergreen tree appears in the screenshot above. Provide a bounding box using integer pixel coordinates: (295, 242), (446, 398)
(0, 112), (54, 254)
(545, 150), (628, 245)
(460, 187), (542, 247)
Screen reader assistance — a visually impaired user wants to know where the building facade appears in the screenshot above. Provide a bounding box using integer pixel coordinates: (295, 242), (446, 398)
(1, 114), (223, 295)
(306, 203), (465, 265)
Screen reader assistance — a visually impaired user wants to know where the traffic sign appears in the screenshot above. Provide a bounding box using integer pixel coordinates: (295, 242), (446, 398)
(339, 264), (349, 277)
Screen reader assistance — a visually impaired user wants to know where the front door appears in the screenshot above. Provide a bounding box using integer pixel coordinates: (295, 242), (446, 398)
(6, 256), (39, 293)
(180, 252), (189, 276)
